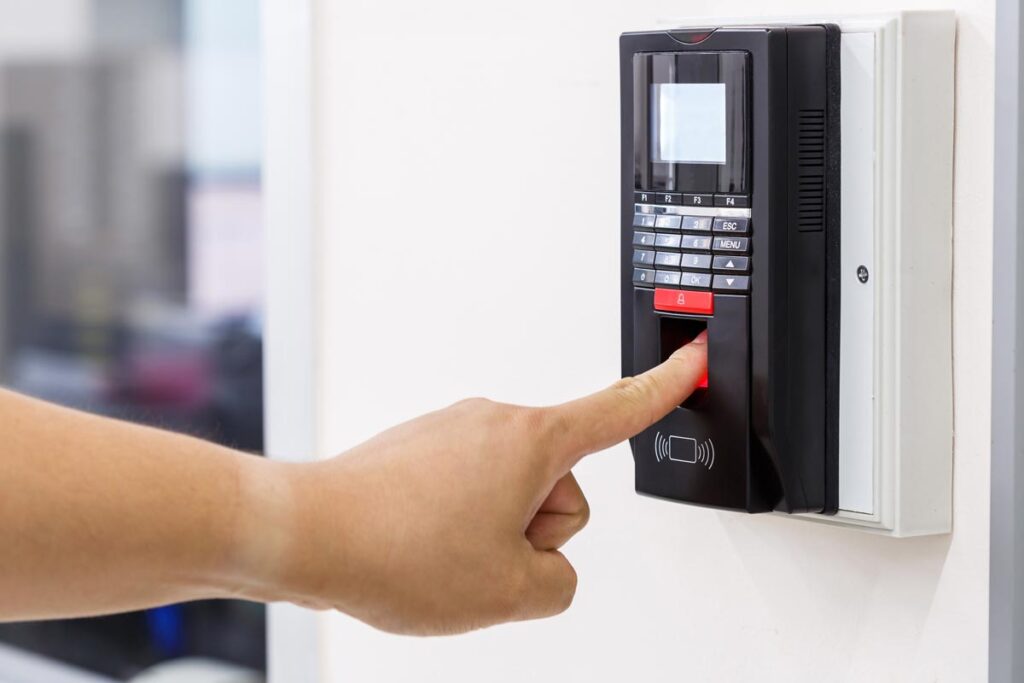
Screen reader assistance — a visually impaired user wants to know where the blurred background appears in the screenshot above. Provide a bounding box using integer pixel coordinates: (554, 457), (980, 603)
(0, 0), (265, 681)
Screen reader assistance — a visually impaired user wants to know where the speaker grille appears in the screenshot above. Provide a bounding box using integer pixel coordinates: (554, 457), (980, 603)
(797, 109), (826, 231)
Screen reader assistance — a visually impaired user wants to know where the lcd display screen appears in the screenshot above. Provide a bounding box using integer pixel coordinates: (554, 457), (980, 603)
(650, 83), (727, 165)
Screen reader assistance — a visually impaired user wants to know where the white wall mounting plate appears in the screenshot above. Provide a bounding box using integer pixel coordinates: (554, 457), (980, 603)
(656, 12), (956, 536)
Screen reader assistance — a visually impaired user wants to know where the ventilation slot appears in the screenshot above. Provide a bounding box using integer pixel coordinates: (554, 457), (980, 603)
(796, 109), (826, 231)
(797, 175), (825, 230)
(798, 109), (826, 167)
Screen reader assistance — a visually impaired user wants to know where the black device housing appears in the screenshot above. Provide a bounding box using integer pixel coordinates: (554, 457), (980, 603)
(620, 26), (841, 514)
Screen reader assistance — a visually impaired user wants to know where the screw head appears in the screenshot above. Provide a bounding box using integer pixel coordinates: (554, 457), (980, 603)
(857, 266), (870, 284)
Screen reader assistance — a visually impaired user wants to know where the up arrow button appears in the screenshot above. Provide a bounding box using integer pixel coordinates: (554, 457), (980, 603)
(712, 255), (750, 273)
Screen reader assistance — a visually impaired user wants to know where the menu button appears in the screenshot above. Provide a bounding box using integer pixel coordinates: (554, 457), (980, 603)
(712, 237), (750, 253)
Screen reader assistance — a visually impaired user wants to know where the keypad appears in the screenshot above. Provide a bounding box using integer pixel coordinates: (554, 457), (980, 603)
(681, 235), (713, 251)
(683, 193), (714, 207)
(654, 233), (682, 249)
(633, 268), (655, 285)
(633, 249), (656, 267)
(681, 272), (712, 288)
(713, 274), (750, 292)
(654, 214), (682, 230)
(654, 252), (681, 268)
(681, 216), (713, 232)
(631, 198), (753, 293)
(634, 191), (749, 207)
(712, 217), (749, 234)
(714, 194), (749, 208)
(633, 231), (656, 248)
(712, 237), (749, 253)
(633, 214), (657, 229)
(654, 270), (682, 286)
(681, 253), (712, 270)
(712, 255), (750, 272)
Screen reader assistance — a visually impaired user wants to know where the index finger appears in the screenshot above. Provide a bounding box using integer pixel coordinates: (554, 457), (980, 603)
(545, 332), (707, 468)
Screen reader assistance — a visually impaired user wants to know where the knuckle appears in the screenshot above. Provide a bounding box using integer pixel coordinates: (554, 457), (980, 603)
(611, 375), (659, 419)
(552, 562), (578, 615)
(532, 407), (570, 446)
(612, 376), (644, 403)
(510, 404), (545, 432)
(557, 516), (588, 545)
(513, 407), (574, 465)
(454, 396), (495, 412)
(575, 497), (591, 530)
(454, 397), (517, 425)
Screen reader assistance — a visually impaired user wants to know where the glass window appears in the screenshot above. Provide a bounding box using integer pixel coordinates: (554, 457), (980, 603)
(0, 1), (266, 680)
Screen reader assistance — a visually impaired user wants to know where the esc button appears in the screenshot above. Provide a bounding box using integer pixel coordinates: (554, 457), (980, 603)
(712, 217), (750, 234)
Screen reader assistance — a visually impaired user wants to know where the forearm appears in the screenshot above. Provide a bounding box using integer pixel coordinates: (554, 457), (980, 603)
(0, 388), (280, 620)
(0, 331), (705, 634)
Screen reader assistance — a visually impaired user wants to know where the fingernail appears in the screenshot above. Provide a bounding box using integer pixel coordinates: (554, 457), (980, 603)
(691, 330), (708, 345)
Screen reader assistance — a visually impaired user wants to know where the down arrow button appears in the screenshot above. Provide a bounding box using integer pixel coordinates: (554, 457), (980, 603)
(713, 274), (750, 292)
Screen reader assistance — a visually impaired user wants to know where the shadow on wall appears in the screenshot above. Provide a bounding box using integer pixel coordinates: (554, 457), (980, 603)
(720, 513), (952, 650)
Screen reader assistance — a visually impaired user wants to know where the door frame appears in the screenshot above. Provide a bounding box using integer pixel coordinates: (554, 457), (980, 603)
(263, 0), (323, 681)
(991, 0), (1024, 680)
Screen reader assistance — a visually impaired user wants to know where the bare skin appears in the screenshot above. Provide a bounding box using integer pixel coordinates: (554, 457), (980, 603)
(0, 333), (706, 635)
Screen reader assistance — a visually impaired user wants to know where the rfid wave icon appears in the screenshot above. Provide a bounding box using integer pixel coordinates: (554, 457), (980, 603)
(654, 432), (715, 470)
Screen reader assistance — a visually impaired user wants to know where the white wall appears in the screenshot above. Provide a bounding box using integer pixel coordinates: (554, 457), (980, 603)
(310, 0), (993, 680)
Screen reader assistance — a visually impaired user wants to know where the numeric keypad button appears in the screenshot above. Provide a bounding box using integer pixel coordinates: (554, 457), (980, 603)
(680, 253), (712, 270)
(633, 213), (657, 228)
(681, 235), (713, 251)
(681, 216), (713, 232)
(654, 233), (682, 249)
(654, 252), (681, 268)
(654, 270), (682, 286)
(633, 268), (656, 286)
(633, 231), (656, 247)
(654, 214), (682, 230)
(633, 249), (656, 267)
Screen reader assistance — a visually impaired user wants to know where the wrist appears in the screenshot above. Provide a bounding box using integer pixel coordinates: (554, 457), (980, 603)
(217, 454), (303, 603)
(220, 456), (365, 614)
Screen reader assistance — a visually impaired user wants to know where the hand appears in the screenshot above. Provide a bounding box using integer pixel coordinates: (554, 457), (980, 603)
(233, 333), (707, 635)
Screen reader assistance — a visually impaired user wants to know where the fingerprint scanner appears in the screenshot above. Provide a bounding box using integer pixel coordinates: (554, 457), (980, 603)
(659, 316), (709, 408)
